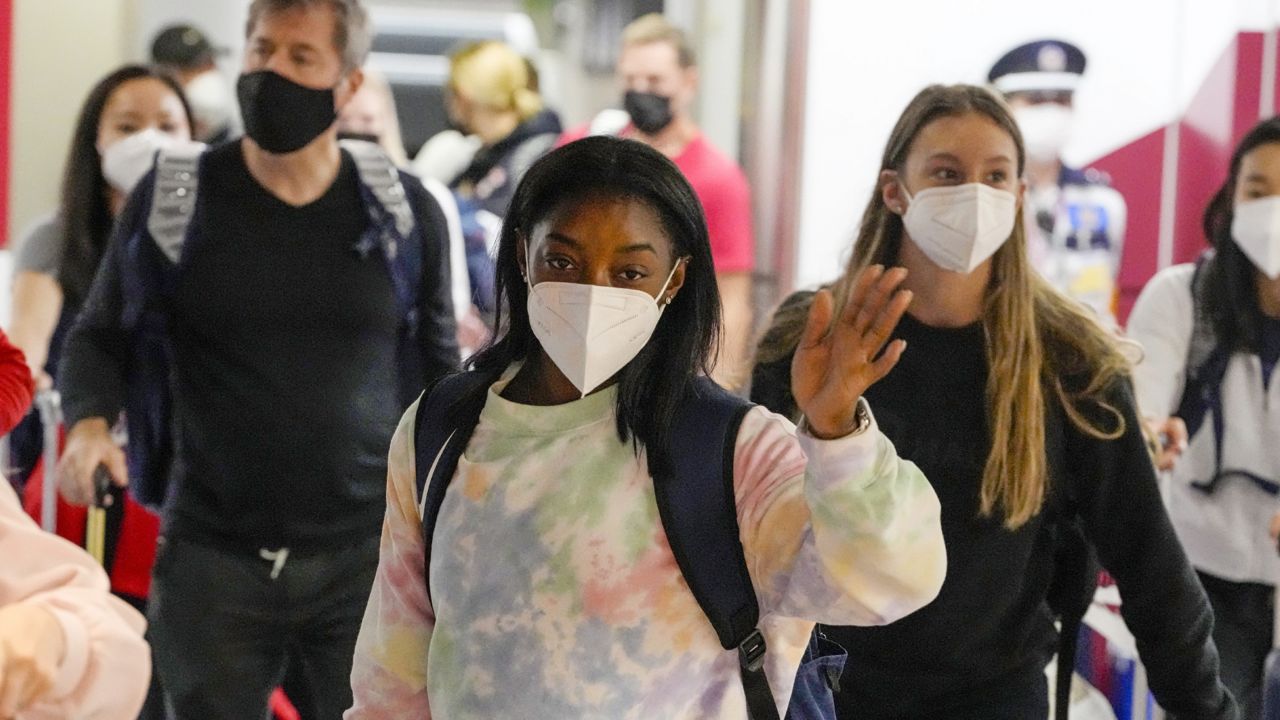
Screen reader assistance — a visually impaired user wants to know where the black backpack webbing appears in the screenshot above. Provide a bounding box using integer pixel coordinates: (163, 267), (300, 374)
(654, 379), (775, 720)
(1177, 253), (1279, 496)
(413, 373), (779, 719)
(1051, 516), (1099, 720)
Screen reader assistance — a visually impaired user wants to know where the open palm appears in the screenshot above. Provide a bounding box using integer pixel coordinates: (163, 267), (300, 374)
(791, 265), (912, 438)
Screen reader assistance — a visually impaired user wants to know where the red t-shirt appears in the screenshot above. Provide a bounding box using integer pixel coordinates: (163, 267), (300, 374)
(559, 125), (755, 273)
(0, 329), (34, 434)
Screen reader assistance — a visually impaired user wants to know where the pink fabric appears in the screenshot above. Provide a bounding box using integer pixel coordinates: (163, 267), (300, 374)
(0, 481), (150, 719)
(559, 126), (756, 274)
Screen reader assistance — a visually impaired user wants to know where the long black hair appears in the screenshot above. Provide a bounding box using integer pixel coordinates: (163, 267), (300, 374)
(57, 65), (192, 308)
(1202, 116), (1280, 353)
(468, 135), (721, 476)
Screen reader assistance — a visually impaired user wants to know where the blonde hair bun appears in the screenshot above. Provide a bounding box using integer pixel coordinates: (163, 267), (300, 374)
(450, 41), (542, 120)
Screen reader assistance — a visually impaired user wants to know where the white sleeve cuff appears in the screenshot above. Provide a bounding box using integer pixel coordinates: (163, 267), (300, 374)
(796, 399), (884, 492)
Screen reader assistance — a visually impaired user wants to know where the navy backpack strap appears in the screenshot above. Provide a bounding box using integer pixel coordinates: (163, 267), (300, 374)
(1177, 252), (1225, 441)
(1176, 252), (1269, 495)
(654, 377), (778, 719)
(414, 371), (491, 605)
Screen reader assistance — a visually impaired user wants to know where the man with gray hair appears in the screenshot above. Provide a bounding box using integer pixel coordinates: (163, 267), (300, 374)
(56, 1), (459, 717)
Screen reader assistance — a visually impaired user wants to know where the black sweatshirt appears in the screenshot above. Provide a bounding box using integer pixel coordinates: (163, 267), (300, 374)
(752, 293), (1237, 720)
(60, 141), (459, 552)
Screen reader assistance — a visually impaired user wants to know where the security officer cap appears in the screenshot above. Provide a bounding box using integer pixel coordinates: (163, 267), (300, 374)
(988, 40), (1086, 94)
(151, 24), (221, 69)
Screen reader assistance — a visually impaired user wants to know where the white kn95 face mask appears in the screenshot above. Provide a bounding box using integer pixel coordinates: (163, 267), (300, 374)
(900, 180), (1018, 274)
(526, 253), (682, 396)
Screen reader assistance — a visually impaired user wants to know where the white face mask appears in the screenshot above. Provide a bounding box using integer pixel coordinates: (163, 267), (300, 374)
(526, 254), (681, 397)
(900, 180), (1018, 274)
(1231, 196), (1280, 278)
(185, 69), (234, 141)
(100, 128), (179, 194)
(1013, 104), (1074, 162)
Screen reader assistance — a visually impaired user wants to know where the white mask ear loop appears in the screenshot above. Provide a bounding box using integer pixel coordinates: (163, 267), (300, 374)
(895, 174), (914, 212)
(522, 236), (533, 288)
(656, 257), (686, 306)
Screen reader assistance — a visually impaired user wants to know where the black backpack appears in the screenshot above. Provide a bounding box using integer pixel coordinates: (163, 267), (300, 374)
(413, 372), (844, 719)
(1176, 251), (1279, 495)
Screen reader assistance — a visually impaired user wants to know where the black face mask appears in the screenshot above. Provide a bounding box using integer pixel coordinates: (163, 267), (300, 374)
(624, 90), (675, 135)
(237, 70), (337, 154)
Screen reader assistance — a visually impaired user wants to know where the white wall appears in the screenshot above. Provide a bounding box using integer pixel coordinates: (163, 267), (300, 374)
(692, 0), (747, 158)
(131, 0), (252, 80)
(8, 0), (131, 245)
(793, 0), (1275, 289)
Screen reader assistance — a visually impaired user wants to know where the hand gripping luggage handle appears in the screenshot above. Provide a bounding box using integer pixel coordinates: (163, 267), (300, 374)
(85, 465), (113, 566)
(34, 390), (62, 533)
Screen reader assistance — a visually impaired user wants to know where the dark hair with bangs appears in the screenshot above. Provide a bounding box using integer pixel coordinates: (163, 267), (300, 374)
(1201, 115), (1280, 354)
(467, 135), (721, 476)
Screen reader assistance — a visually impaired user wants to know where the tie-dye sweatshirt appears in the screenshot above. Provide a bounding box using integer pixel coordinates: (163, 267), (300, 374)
(346, 374), (945, 719)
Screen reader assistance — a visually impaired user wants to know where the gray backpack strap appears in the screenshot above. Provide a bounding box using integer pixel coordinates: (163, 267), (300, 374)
(147, 142), (205, 263)
(341, 139), (414, 240)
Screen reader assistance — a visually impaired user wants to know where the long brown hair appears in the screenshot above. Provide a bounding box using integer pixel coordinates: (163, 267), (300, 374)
(757, 84), (1130, 529)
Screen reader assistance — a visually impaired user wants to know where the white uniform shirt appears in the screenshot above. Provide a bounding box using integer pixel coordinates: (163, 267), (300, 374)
(1028, 173), (1127, 326)
(1128, 263), (1280, 585)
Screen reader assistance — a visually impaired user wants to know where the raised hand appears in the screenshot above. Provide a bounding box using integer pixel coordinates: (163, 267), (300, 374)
(791, 265), (912, 439)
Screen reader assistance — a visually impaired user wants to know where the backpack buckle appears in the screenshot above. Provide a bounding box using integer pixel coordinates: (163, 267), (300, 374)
(737, 629), (768, 672)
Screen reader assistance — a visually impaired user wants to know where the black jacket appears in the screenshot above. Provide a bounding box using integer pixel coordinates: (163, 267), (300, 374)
(751, 290), (1237, 720)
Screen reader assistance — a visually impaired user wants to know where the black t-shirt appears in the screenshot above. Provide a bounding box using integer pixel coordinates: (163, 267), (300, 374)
(751, 293), (1235, 720)
(166, 142), (400, 551)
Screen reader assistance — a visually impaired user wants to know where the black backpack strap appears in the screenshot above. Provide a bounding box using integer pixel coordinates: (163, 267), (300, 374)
(1047, 408), (1101, 720)
(1052, 516), (1098, 720)
(413, 372), (491, 606)
(1177, 251), (1254, 495)
(1055, 621), (1075, 720)
(654, 377), (778, 719)
(1177, 252), (1228, 441)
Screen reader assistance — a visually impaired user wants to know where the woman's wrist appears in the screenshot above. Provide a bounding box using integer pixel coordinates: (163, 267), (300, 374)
(803, 399), (871, 440)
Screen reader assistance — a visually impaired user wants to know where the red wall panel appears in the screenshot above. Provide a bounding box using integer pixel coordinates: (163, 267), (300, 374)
(1091, 128), (1166, 321)
(1091, 31), (1275, 324)
(1173, 33), (1256, 268)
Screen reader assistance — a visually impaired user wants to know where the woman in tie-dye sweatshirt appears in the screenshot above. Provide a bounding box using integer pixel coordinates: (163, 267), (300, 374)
(346, 136), (946, 719)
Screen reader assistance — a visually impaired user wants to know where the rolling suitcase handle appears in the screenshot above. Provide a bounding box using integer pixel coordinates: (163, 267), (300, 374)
(34, 389), (61, 533)
(85, 466), (113, 565)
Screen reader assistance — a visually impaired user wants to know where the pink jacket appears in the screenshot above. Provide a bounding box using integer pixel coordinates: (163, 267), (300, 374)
(0, 480), (150, 718)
